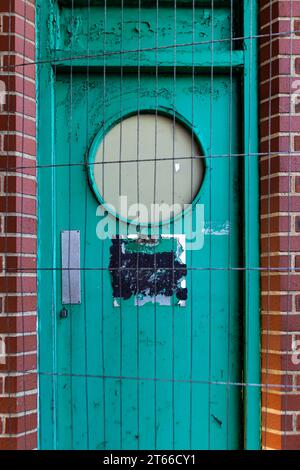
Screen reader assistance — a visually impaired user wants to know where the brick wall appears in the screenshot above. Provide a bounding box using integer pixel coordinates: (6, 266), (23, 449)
(260, 0), (300, 450)
(0, 0), (37, 450)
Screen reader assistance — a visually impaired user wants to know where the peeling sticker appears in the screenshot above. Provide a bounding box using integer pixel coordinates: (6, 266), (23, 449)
(109, 236), (187, 307)
(203, 221), (230, 236)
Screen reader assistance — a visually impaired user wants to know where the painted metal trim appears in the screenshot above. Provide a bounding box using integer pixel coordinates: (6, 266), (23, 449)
(243, 0), (261, 450)
(37, 0), (60, 450)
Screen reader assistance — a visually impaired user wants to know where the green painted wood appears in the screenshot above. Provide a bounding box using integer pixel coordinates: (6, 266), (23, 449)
(57, 4), (232, 54)
(53, 72), (242, 451)
(37, 0), (260, 450)
(52, 2), (244, 70)
(51, 51), (245, 71)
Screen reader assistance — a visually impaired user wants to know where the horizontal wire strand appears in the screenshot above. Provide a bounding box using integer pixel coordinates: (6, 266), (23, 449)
(6, 369), (300, 392)
(0, 28), (298, 72)
(1, 150), (299, 174)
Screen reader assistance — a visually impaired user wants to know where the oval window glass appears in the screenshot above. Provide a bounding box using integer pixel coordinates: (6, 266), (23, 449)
(92, 113), (204, 224)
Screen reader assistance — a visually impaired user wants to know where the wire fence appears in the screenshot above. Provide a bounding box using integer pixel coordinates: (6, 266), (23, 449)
(0, 0), (297, 451)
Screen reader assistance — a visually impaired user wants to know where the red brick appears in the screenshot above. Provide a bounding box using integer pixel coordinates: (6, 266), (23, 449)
(0, 236), (37, 254)
(0, 74), (35, 99)
(261, 431), (282, 450)
(262, 332), (294, 352)
(1, 94), (36, 117)
(261, 274), (300, 292)
(283, 435), (300, 450)
(261, 293), (293, 313)
(4, 295), (36, 313)
(0, 275), (37, 294)
(5, 373), (37, 394)
(0, 1), (35, 23)
(6, 255), (36, 272)
(260, 176), (292, 196)
(5, 216), (37, 235)
(296, 415), (300, 432)
(0, 0), (37, 451)
(261, 254), (291, 269)
(5, 335), (37, 354)
(295, 136), (300, 151)
(262, 412), (293, 432)
(0, 316), (36, 335)
(0, 353), (37, 373)
(4, 176), (36, 196)
(0, 115), (36, 137)
(261, 313), (300, 333)
(2, 16), (35, 42)
(0, 431), (37, 451)
(261, 371), (293, 390)
(260, 137), (290, 155)
(260, 96), (291, 119)
(0, 156), (36, 175)
(0, 35), (35, 61)
(0, 197), (37, 215)
(296, 295), (300, 312)
(3, 135), (36, 157)
(5, 413), (37, 435)
(0, 393), (37, 414)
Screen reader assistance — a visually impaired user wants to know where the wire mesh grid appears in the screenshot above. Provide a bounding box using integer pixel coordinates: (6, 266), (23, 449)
(0, 0), (297, 451)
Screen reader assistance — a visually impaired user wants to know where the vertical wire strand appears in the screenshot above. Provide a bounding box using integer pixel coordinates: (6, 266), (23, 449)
(83, 0), (91, 449)
(284, 0), (293, 449)
(20, 0), (28, 448)
(136, 0), (142, 451)
(101, 0), (108, 449)
(154, 0), (159, 451)
(27, 0), (268, 451)
(189, 0), (196, 450)
(208, 0), (214, 450)
(171, 0), (177, 451)
(68, 0), (75, 450)
(226, 0), (234, 450)
(264, 0), (273, 449)
(51, 4), (58, 449)
(4, 0), (12, 449)
(118, 0), (124, 450)
(245, 0), (254, 448)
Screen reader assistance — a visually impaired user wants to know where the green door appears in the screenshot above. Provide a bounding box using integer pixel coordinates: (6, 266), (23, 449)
(38, 1), (260, 450)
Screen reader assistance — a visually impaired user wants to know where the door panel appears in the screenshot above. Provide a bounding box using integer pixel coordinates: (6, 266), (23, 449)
(39, 70), (243, 450)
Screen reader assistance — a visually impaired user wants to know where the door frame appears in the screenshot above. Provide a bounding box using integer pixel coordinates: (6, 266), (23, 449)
(37, 0), (260, 449)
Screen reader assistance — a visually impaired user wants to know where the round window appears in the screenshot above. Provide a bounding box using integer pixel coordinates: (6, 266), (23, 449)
(90, 113), (204, 225)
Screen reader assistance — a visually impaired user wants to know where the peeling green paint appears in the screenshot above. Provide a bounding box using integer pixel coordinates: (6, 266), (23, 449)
(58, 6), (232, 55)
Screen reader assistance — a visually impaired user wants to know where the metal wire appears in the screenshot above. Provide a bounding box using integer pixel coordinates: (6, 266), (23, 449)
(1, 29), (299, 72)
(263, 0), (273, 449)
(1, 150), (298, 174)
(1, 0), (295, 452)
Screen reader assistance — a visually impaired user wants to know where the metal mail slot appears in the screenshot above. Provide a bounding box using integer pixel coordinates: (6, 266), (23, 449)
(61, 230), (81, 305)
